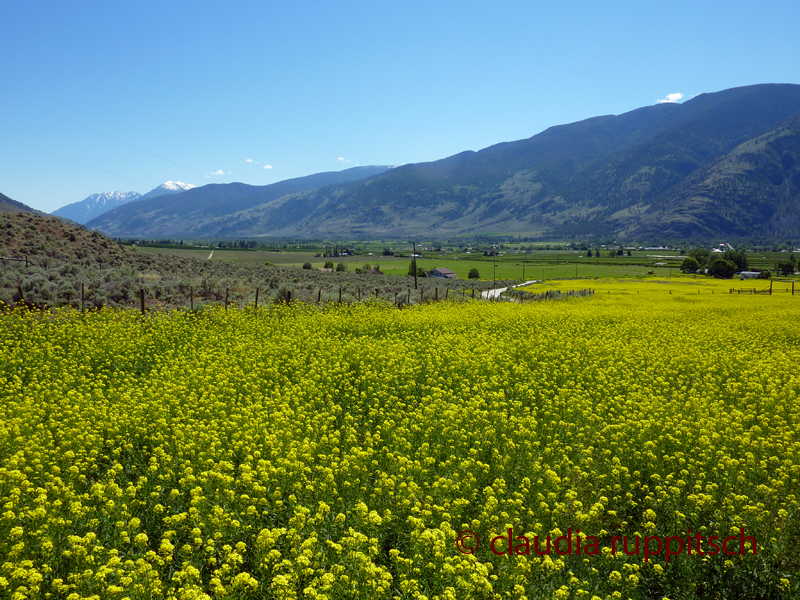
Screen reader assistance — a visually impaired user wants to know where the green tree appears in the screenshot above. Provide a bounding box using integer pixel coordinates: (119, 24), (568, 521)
(408, 262), (425, 277)
(408, 260), (418, 276)
(721, 250), (748, 272)
(680, 257), (699, 273)
(302, 262), (312, 270)
(587, 249), (592, 258)
(468, 268), (480, 279)
(336, 263), (346, 272)
(778, 260), (795, 276)
(324, 261), (334, 269)
(688, 247), (710, 266)
(708, 259), (736, 279)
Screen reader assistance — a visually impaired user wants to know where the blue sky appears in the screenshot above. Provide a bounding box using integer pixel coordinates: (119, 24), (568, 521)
(2, 0), (799, 213)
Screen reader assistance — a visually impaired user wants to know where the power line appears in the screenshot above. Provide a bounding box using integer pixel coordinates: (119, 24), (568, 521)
(0, 89), (205, 177)
(0, 135), (153, 188)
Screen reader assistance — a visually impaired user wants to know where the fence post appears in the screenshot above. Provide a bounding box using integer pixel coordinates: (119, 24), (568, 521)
(407, 289), (411, 304)
(770, 280), (773, 296)
(318, 288), (322, 304)
(190, 286), (194, 312)
(339, 286), (342, 304)
(25, 255), (28, 268)
(375, 288), (379, 299)
(421, 288), (424, 302)
(140, 288), (145, 315)
(225, 288), (229, 310)
(287, 290), (292, 304)
(255, 287), (259, 308)
(435, 288), (438, 302)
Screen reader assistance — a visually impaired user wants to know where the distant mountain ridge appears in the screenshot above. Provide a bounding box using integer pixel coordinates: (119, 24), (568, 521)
(88, 166), (392, 236)
(89, 84), (800, 240)
(52, 181), (197, 224)
(138, 181), (196, 201)
(52, 191), (141, 224)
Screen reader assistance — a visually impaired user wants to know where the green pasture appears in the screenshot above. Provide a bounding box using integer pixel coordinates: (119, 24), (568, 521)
(134, 244), (797, 284)
(134, 246), (687, 281)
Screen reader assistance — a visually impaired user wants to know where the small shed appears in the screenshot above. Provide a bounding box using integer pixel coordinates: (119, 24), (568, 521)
(740, 271), (762, 279)
(427, 267), (457, 279)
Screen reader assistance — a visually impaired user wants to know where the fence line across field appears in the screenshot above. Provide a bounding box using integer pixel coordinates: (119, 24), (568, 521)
(113, 284), (597, 314)
(728, 280), (796, 295)
(7, 270), (799, 313)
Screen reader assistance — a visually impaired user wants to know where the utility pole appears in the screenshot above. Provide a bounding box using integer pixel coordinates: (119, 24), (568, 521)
(413, 241), (418, 290)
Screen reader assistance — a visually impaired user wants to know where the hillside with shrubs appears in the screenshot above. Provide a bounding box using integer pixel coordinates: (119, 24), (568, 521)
(0, 213), (512, 310)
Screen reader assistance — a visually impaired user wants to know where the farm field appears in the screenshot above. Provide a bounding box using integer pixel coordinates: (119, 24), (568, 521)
(1, 291), (799, 599)
(133, 246), (688, 281)
(517, 275), (797, 296)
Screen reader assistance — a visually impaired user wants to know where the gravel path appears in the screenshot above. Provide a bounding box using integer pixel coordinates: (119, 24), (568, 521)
(481, 280), (540, 300)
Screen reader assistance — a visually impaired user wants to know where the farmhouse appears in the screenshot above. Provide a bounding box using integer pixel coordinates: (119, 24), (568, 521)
(427, 267), (457, 279)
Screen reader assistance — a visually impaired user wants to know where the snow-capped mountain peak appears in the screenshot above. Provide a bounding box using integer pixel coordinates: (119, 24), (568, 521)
(160, 181), (196, 192)
(138, 181), (197, 201)
(51, 191), (141, 224)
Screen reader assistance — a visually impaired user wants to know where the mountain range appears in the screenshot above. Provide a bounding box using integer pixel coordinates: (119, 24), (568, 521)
(51, 181), (196, 224)
(79, 84), (800, 240)
(88, 166), (392, 236)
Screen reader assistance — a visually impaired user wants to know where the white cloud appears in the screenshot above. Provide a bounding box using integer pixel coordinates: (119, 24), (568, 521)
(264, 164), (273, 169)
(245, 158), (256, 163)
(210, 170), (224, 175)
(338, 156), (351, 163)
(657, 93), (684, 104)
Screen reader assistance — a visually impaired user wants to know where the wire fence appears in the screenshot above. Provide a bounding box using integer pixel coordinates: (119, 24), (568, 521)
(729, 280), (797, 295)
(6, 278), (598, 314)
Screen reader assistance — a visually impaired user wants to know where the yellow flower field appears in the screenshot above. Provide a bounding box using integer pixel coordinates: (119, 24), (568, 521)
(1, 289), (798, 599)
